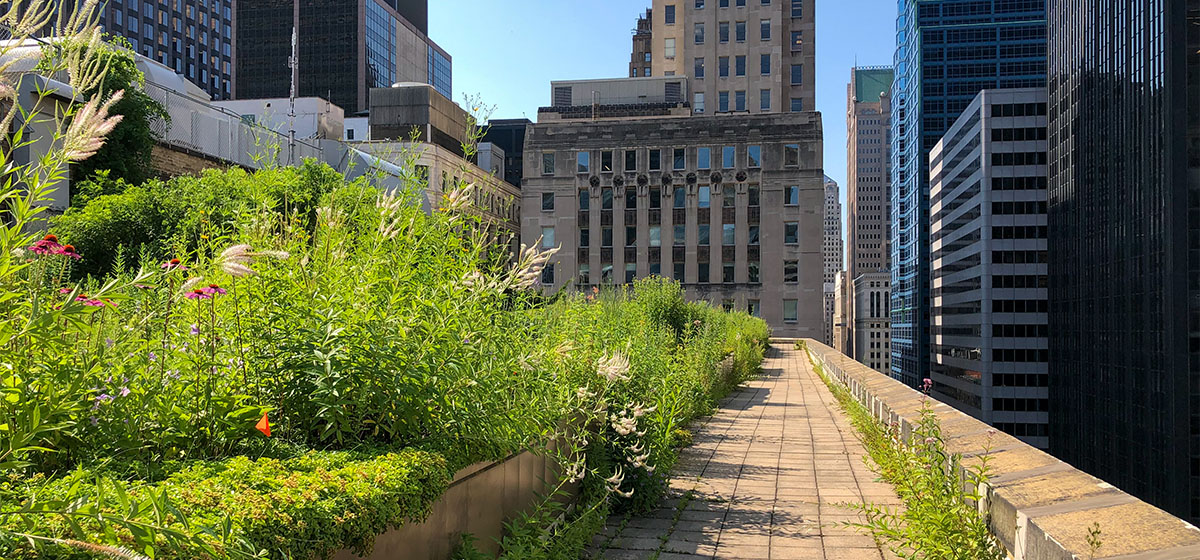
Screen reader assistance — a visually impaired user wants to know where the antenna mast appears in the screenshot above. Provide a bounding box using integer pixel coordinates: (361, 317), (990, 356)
(287, 26), (298, 165)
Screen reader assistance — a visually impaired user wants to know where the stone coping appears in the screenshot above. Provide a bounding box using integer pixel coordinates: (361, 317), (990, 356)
(800, 338), (1200, 559)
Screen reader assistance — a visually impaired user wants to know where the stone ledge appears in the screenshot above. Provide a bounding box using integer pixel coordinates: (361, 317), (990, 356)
(801, 338), (1200, 559)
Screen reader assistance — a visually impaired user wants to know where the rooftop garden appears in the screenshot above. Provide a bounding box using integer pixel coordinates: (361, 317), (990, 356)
(0, 6), (769, 559)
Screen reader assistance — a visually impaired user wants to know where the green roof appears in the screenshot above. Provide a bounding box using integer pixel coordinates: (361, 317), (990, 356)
(854, 68), (894, 102)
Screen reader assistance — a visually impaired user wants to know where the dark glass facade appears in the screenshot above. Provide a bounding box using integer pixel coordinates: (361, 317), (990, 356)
(1048, 0), (1200, 522)
(235, 0), (449, 115)
(95, 0), (234, 99)
(890, 0), (1046, 387)
(481, 119), (531, 189)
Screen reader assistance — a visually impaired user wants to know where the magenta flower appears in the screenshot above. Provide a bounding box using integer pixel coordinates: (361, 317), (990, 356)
(184, 289), (212, 300)
(83, 299), (105, 307)
(160, 258), (188, 271)
(201, 283), (227, 296)
(29, 234), (62, 255)
(134, 284), (154, 290)
(59, 288), (72, 294)
(118, 387), (130, 397)
(56, 244), (82, 260)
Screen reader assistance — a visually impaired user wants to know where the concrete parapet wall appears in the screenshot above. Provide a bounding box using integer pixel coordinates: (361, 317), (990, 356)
(800, 338), (1200, 559)
(332, 448), (571, 560)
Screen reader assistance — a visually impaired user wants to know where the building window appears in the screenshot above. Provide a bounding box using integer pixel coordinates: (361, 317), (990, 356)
(720, 0), (729, 7)
(790, 64), (803, 84)
(699, 224), (710, 245)
(719, 56), (729, 77)
(626, 226), (637, 246)
(723, 263), (735, 283)
(644, 67), (651, 77)
(542, 152), (555, 175)
(650, 225), (662, 247)
(699, 263), (710, 283)
(748, 145), (761, 167)
(674, 188), (686, 209)
(785, 185), (799, 204)
(735, 90), (746, 111)
(760, 19), (771, 40)
(791, 31), (803, 50)
(784, 260), (798, 282)
(748, 225), (760, 245)
(542, 263), (555, 286)
(650, 188), (661, 208)
(748, 299), (760, 316)
(785, 144), (800, 166)
(698, 147), (711, 169)
(625, 150), (637, 171)
(699, 186), (711, 208)
(694, 92), (705, 113)
(650, 262), (661, 276)
(696, 0), (705, 7)
(626, 189), (637, 209)
(601, 264), (614, 283)
(748, 186), (759, 206)
(665, 4), (676, 23)
(542, 227), (556, 248)
(542, 192), (555, 211)
(577, 152), (590, 173)
(674, 261), (685, 280)
(579, 189), (590, 210)
(723, 193), (735, 208)
(791, 0), (802, 17)
(735, 55), (746, 76)
(645, 52), (652, 62)
(649, 149), (661, 171)
(719, 91), (729, 112)
(784, 222), (799, 244)
(722, 146), (735, 168)
(674, 148), (686, 170)
(790, 97), (804, 112)
(674, 224), (686, 245)
(625, 263), (637, 284)
(602, 188), (613, 209)
(760, 54), (771, 75)
(602, 227), (614, 247)
(347, 128), (355, 140)
(719, 21), (729, 43)
(723, 223), (735, 245)
(760, 89), (771, 111)
(735, 21), (746, 42)
(579, 264), (590, 285)
(736, 0), (746, 5)
(664, 38), (676, 59)
(695, 57), (705, 77)
(695, 23), (705, 44)
(601, 151), (613, 172)
(580, 228), (590, 247)
(783, 299), (798, 322)
(749, 262), (760, 283)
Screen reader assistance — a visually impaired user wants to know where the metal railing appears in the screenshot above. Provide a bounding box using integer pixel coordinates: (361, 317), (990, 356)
(143, 81), (322, 169)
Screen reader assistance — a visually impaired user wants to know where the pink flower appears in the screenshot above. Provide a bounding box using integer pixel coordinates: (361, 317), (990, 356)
(59, 288), (72, 294)
(184, 289), (211, 300)
(201, 283), (227, 296)
(29, 234), (62, 255)
(160, 258), (188, 271)
(56, 244), (82, 260)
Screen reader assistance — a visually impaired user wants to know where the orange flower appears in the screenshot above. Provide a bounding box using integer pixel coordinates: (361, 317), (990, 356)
(256, 412), (271, 436)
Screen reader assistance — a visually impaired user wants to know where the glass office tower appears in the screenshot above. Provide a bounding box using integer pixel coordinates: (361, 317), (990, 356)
(1048, 0), (1200, 522)
(890, 0), (1045, 386)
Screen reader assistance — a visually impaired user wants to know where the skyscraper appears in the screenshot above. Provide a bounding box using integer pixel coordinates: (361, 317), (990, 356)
(638, 0), (816, 114)
(92, 0), (234, 99)
(823, 176), (842, 346)
(890, 0), (1046, 386)
(235, 0), (450, 115)
(930, 88), (1049, 450)
(1047, 0), (1200, 521)
(845, 67), (892, 283)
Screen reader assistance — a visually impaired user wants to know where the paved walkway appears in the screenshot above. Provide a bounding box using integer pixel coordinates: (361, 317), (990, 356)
(588, 343), (902, 559)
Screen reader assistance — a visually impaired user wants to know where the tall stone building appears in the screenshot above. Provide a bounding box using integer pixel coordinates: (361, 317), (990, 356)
(631, 9), (653, 78)
(235, 0), (450, 115)
(91, 0), (234, 99)
(636, 0), (816, 114)
(1047, 0), (1200, 521)
(890, 0), (1046, 386)
(930, 88), (1049, 450)
(845, 67), (892, 282)
(822, 175), (842, 345)
(853, 272), (890, 374)
(524, 79), (824, 337)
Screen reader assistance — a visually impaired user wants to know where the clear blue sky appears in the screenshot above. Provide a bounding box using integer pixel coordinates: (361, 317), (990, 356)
(429, 0), (895, 194)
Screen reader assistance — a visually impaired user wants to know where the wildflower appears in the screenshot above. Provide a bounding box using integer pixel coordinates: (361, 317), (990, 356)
(134, 283), (153, 290)
(921, 378), (933, 393)
(565, 456), (586, 484)
(597, 352), (631, 383)
(29, 234), (62, 255)
(218, 244), (288, 277)
(10, 247), (26, 259)
(184, 289), (211, 300)
(160, 258), (188, 271)
(189, 324), (201, 335)
(592, 286), (599, 295)
(987, 428), (997, 436)
(180, 277), (204, 293)
(202, 283), (227, 296)
(59, 288), (72, 294)
(924, 437), (937, 445)
(510, 238), (560, 290)
(62, 90), (124, 161)
(443, 183), (476, 212)
(118, 387), (130, 397)
(148, 351), (157, 362)
(90, 416), (99, 426)
(56, 244), (82, 260)
(104, 338), (114, 348)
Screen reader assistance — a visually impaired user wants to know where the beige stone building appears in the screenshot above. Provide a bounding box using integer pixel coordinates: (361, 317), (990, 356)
(642, 0), (816, 114)
(821, 175), (842, 345)
(853, 272), (890, 374)
(845, 67), (893, 282)
(523, 81), (824, 337)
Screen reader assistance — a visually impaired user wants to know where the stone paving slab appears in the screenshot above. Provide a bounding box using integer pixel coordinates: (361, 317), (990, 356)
(586, 343), (903, 560)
